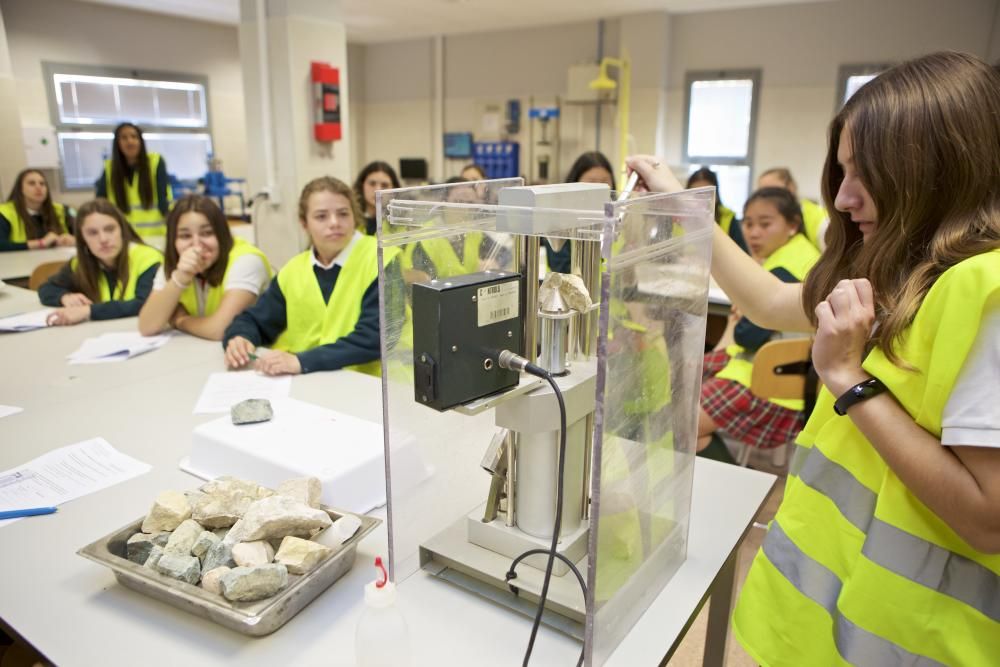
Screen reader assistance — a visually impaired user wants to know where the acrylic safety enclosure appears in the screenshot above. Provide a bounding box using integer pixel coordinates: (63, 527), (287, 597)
(375, 179), (715, 665)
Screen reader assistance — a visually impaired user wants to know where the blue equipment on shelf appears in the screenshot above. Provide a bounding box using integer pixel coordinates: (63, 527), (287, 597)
(472, 141), (520, 179)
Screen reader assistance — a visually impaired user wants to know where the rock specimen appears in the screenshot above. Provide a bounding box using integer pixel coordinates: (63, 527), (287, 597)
(191, 531), (221, 559)
(126, 533), (159, 565)
(274, 536), (332, 574)
(232, 540), (275, 567)
(144, 546), (165, 570)
(201, 541), (236, 572)
(154, 553), (201, 585)
(226, 495), (332, 543)
(201, 566), (231, 595)
(538, 272), (593, 314)
(164, 519), (204, 556)
(220, 564), (288, 602)
(231, 398), (273, 425)
(191, 477), (275, 528)
(276, 477), (322, 509)
(329, 514), (362, 544)
(141, 490), (191, 533)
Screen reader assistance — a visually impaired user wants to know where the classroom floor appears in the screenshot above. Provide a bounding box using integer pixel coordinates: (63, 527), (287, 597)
(668, 460), (786, 667)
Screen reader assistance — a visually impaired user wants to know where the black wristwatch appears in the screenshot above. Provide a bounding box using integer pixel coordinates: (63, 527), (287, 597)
(834, 377), (887, 416)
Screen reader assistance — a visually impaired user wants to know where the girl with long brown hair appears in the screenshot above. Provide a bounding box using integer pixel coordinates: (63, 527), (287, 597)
(0, 169), (75, 251)
(138, 195), (271, 340)
(629, 51), (1000, 664)
(39, 199), (162, 326)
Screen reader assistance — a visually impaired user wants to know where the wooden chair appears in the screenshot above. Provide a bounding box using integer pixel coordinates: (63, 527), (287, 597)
(727, 337), (815, 467)
(28, 261), (67, 291)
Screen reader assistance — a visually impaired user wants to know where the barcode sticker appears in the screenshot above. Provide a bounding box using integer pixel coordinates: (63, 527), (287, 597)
(477, 281), (519, 327)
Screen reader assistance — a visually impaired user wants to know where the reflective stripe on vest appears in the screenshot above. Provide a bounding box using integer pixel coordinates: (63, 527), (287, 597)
(735, 249), (1000, 666)
(273, 237), (399, 376)
(418, 231), (482, 278)
(104, 153), (172, 238)
(0, 201), (68, 242)
(177, 238), (271, 317)
(71, 242), (163, 302)
(714, 234), (820, 410)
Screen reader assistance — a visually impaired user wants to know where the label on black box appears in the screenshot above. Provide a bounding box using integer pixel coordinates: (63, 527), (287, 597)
(477, 280), (519, 327)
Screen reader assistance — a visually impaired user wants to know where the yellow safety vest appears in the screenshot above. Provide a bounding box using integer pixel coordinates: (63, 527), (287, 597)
(104, 153), (172, 239)
(714, 233), (820, 409)
(718, 205), (736, 234)
(273, 236), (399, 376)
(800, 198), (826, 250)
(71, 242), (163, 302)
(416, 231), (482, 278)
(0, 201), (68, 242)
(177, 238), (271, 317)
(734, 249), (1000, 666)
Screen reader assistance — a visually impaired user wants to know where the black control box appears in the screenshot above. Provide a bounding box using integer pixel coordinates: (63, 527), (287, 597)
(412, 272), (522, 411)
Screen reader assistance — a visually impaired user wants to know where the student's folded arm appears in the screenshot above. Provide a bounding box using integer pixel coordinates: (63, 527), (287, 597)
(37, 263), (76, 307)
(0, 214), (28, 252)
(138, 270), (182, 335)
(222, 277), (286, 348)
(177, 289), (258, 341)
(296, 277), (381, 374)
(90, 263), (159, 321)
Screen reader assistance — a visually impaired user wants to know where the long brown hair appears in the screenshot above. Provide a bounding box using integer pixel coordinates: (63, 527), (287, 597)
(298, 176), (362, 229)
(6, 169), (63, 238)
(73, 199), (143, 302)
(803, 52), (1000, 363)
(109, 122), (153, 213)
(163, 195), (233, 287)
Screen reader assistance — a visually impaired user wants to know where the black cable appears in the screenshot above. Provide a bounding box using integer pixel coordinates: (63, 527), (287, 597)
(518, 372), (569, 667)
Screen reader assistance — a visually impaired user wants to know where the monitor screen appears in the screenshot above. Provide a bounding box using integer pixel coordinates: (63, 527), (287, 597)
(399, 158), (428, 181)
(443, 132), (473, 159)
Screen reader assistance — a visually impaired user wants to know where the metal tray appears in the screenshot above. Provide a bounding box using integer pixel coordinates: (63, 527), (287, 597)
(77, 506), (379, 636)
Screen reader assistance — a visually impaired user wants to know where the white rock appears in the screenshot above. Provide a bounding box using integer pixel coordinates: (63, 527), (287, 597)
(232, 540), (275, 567)
(220, 564), (288, 602)
(233, 495), (332, 542)
(164, 519), (204, 556)
(276, 477), (322, 509)
(200, 477), (273, 502)
(141, 491), (192, 533)
(330, 514), (363, 544)
(201, 566), (231, 595)
(538, 272), (592, 314)
(274, 536), (332, 574)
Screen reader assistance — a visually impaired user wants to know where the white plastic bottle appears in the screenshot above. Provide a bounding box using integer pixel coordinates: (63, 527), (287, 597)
(355, 556), (410, 667)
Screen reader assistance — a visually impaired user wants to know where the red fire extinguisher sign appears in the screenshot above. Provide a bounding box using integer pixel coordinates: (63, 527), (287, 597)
(311, 61), (341, 142)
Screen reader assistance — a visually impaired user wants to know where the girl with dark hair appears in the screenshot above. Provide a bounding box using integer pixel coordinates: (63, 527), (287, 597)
(686, 166), (748, 253)
(94, 123), (173, 239)
(353, 161), (401, 235)
(39, 199), (162, 325)
(223, 176), (401, 376)
(758, 166), (828, 250)
(629, 51), (1000, 665)
(697, 187), (818, 453)
(0, 169), (75, 251)
(543, 151), (617, 273)
(138, 195), (271, 340)
(459, 163), (487, 181)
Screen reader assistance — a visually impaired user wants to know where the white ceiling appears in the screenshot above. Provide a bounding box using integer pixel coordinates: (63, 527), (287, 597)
(78, 0), (832, 43)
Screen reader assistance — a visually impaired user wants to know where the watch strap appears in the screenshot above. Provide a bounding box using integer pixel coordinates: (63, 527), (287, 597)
(833, 377), (887, 416)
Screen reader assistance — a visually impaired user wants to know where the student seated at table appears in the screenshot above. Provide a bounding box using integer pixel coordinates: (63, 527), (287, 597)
(137, 195), (271, 340)
(353, 161), (401, 236)
(0, 168), (75, 252)
(697, 187), (819, 454)
(687, 166), (748, 254)
(223, 176), (401, 376)
(39, 199), (163, 326)
(758, 167), (828, 250)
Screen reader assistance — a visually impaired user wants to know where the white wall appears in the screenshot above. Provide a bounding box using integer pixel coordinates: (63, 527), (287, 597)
(3, 0), (246, 207)
(0, 4), (27, 196)
(665, 0), (999, 201)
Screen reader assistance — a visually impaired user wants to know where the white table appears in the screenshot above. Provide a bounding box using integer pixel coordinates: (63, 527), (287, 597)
(0, 247), (75, 282)
(0, 316), (775, 666)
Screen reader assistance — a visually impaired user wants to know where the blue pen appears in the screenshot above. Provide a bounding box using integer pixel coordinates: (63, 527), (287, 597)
(0, 507), (58, 520)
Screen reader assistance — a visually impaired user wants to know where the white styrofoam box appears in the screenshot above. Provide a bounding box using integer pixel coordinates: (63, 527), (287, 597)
(183, 398), (429, 514)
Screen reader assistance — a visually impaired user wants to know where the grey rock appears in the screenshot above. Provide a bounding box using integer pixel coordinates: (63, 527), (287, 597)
(144, 546), (165, 570)
(213, 527), (230, 540)
(220, 564), (288, 602)
(141, 490), (191, 533)
(232, 540), (275, 567)
(274, 536), (332, 574)
(154, 553), (201, 585)
(231, 398), (273, 425)
(277, 477), (322, 508)
(202, 541), (236, 572)
(126, 533), (158, 565)
(164, 519), (204, 556)
(191, 531), (221, 559)
(151, 532), (170, 547)
(232, 495), (332, 542)
(201, 566), (231, 595)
